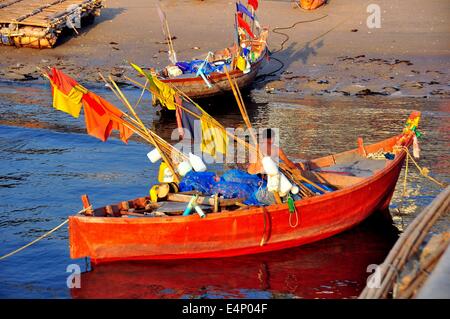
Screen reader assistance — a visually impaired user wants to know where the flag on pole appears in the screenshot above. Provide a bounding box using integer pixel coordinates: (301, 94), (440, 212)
(130, 62), (177, 110)
(247, 0), (258, 10)
(47, 68), (87, 118)
(82, 92), (134, 143)
(200, 115), (229, 157)
(236, 2), (254, 20)
(237, 13), (255, 38)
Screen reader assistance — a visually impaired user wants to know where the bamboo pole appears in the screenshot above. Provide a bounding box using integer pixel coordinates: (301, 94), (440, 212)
(359, 185), (450, 299)
(126, 74), (321, 197)
(99, 73), (187, 163)
(108, 76), (180, 183)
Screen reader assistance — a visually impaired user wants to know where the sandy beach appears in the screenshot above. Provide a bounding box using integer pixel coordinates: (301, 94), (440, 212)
(0, 0), (449, 98)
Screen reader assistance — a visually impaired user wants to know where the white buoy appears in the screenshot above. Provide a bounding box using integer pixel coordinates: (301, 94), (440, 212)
(177, 161), (193, 176)
(262, 156), (279, 176)
(267, 174), (280, 192)
(280, 173), (293, 194)
(290, 185), (300, 195)
(189, 152), (207, 172)
(147, 148), (162, 163)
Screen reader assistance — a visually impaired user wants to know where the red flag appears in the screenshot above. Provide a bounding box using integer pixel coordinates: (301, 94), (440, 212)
(82, 92), (134, 143)
(237, 13), (255, 38)
(247, 0), (258, 10)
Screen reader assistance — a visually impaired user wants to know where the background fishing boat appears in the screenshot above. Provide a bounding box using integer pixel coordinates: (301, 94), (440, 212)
(69, 116), (419, 264)
(138, 1), (268, 100)
(158, 31), (268, 100)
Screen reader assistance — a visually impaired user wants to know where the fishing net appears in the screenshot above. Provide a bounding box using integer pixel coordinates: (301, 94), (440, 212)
(175, 60), (231, 76)
(179, 170), (263, 205)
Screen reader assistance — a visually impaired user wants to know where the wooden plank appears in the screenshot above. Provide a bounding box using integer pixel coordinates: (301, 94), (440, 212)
(167, 193), (244, 207)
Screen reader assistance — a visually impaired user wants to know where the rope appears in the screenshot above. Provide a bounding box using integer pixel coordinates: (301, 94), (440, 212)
(393, 145), (447, 228)
(289, 205), (299, 228)
(260, 207), (268, 246)
(395, 146), (447, 189)
(287, 196), (299, 228)
(256, 14), (343, 82)
(0, 206), (91, 261)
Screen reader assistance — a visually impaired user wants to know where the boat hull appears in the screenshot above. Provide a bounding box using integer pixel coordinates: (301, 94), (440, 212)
(69, 137), (409, 264)
(160, 56), (265, 99)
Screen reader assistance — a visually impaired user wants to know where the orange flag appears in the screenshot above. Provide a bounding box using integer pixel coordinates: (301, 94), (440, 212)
(82, 92), (134, 143)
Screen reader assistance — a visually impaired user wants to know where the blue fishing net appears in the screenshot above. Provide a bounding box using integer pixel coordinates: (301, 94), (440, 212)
(221, 169), (262, 188)
(178, 170), (334, 206)
(178, 170), (262, 204)
(178, 171), (217, 194)
(175, 60), (230, 76)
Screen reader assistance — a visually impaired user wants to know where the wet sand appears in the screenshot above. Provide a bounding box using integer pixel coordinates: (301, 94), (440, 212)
(0, 0), (449, 98)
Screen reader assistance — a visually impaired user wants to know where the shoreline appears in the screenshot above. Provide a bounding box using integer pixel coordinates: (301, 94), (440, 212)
(0, 0), (448, 99)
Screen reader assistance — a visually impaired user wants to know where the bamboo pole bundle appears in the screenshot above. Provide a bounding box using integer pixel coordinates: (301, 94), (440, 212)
(359, 185), (450, 299)
(98, 74), (187, 162)
(105, 75), (182, 182)
(126, 74), (323, 198)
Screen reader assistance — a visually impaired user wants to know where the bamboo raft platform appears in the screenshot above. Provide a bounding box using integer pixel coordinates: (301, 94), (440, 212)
(0, 0), (102, 48)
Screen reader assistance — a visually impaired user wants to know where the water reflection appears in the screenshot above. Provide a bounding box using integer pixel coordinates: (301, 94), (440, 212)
(71, 214), (398, 299)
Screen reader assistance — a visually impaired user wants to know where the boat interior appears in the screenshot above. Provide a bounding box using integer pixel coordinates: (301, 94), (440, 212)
(79, 135), (400, 218)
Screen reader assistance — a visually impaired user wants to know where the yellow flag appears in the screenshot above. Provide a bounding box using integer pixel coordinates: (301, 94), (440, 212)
(236, 56), (247, 72)
(153, 76), (177, 110)
(52, 84), (87, 118)
(130, 62), (176, 110)
(200, 115), (228, 157)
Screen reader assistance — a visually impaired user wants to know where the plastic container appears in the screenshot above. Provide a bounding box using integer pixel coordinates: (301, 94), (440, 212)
(147, 148), (162, 163)
(177, 161), (193, 176)
(262, 156), (279, 176)
(189, 152), (207, 172)
(279, 174), (293, 194)
(182, 195), (198, 216)
(267, 174), (280, 192)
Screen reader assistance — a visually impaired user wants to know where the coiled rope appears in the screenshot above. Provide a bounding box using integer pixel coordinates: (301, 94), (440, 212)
(0, 206), (91, 261)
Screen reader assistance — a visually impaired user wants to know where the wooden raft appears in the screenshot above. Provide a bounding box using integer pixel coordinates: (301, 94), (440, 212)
(0, 0), (102, 48)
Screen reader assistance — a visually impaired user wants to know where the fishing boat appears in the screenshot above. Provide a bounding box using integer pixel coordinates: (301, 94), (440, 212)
(157, 30), (269, 99)
(69, 113), (420, 264)
(138, 2), (269, 100)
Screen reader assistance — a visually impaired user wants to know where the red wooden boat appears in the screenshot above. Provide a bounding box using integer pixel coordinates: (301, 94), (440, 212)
(69, 113), (420, 264)
(157, 30), (269, 99)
